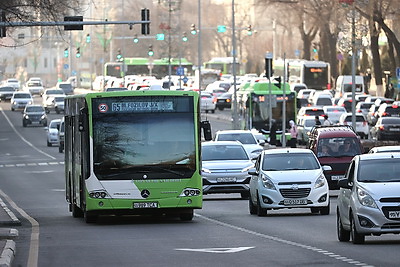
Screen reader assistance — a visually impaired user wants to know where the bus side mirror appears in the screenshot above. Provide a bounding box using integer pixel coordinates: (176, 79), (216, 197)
(201, 120), (212, 141)
(78, 107), (88, 132)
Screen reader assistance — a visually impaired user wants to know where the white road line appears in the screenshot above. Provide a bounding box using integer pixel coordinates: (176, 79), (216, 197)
(195, 214), (374, 267)
(0, 189), (38, 267)
(0, 107), (56, 160)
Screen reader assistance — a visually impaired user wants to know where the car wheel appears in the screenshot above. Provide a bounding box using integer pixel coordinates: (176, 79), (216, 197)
(218, 107), (224, 111)
(11, 107), (14, 111)
(47, 140), (52, 147)
(249, 196), (257, 215)
(205, 110), (208, 114)
(23, 121), (27, 127)
(241, 191), (250, 200)
(56, 108), (60, 114)
(337, 210), (350, 242)
(211, 109), (215, 114)
(256, 194), (267, 217)
(350, 215), (365, 244)
(320, 201), (330, 215)
(59, 146), (64, 153)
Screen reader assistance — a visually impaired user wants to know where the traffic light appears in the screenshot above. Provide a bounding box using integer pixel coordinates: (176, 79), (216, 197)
(64, 48), (69, 58)
(148, 45), (154, 57)
(76, 47), (81, 58)
(190, 24), (197, 35)
(182, 32), (188, 42)
(86, 33), (91, 43)
(116, 49), (122, 61)
(141, 8), (150, 35)
(217, 25), (226, 33)
(247, 25), (252, 36)
(133, 34), (139, 43)
(0, 10), (6, 38)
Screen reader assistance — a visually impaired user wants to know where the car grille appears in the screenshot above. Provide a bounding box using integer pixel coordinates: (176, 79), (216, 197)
(380, 197), (400, 202)
(382, 207), (400, 221)
(279, 188), (311, 198)
(381, 223), (400, 229)
(29, 115), (41, 121)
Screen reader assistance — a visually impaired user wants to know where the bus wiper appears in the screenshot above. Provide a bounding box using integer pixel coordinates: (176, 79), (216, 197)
(152, 166), (187, 177)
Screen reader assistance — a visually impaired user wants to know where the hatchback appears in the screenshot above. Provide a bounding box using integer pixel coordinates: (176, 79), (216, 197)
(355, 102), (374, 118)
(200, 92), (216, 113)
(10, 92), (33, 111)
(24, 81), (44, 95)
(337, 98), (354, 112)
(202, 141), (254, 199)
(0, 86), (17, 101)
(215, 92), (232, 110)
(323, 105), (347, 124)
(338, 113), (369, 139)
(46, 119), (61, 146)
(337, 153), (400, 244)
(248, 148), (331, 216)
(214, 130), (264, 159)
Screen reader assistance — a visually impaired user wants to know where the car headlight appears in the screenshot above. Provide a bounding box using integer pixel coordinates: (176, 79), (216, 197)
(356, 187), (377, 209)
(25, 115), (29, 119)
(41, 114), (47, 120)
(314, 174), (326, 189)
(261, 174), (276, 190)
(28, 100), (33, 105)
(201, 167), (211, 174)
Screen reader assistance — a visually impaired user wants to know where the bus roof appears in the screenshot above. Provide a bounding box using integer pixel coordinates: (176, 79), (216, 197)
(123, 57), (193, 66)
(243, 81), (291, 94)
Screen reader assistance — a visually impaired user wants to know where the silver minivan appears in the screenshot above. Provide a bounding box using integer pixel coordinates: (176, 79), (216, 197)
(337, 153), (400, 244)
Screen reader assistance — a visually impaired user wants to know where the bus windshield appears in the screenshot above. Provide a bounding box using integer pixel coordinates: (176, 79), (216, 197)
(92, 97), (196, 180)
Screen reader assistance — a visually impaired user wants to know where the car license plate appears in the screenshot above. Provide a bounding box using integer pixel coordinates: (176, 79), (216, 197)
(389, 211), (400, 219)
(217, 177), (237, 183)
(283, 199), (307, 205)
(331, 175), (344, 180)
(133, 202), (158, 208)
(390, 128), (400, 131)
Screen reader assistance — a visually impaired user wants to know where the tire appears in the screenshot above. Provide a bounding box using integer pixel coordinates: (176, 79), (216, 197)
(205, 110), (208, 114)
(337, 210), (350, 242)
(180, 209), (194, 221)
(310, 207), (319, 214)
(47, 140), (51, 147)
(256, 194), (267, 217)
(23, 121), (27, 127)
(351, 215), (365, 244)
(56, 108), (60, 114)
(84, 210), (97, 223)
(218, 107), (224, 111)
(320, 201), (330, 215)
(211, 109), (215, 114)
(241, 191), (250, 199)
(59, 146), (64, 153)
(249, 196), (257, 215)
(11, 107), (14, 111)
(72, 204), (84, 218)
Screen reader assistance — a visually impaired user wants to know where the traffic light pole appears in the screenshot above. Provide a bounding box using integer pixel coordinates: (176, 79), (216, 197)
(0, 20), (150, 28)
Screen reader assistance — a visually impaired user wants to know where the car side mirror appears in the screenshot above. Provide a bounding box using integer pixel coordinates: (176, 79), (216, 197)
(337, 178), (352, 189)
(248, 168), (258, 176)
(201, 120), (212, 141)
(322, 165), (332, 172)
(258, 140), (266, 146)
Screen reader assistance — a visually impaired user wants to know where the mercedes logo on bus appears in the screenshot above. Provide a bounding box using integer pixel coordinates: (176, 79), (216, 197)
(141, 189), (150, 198)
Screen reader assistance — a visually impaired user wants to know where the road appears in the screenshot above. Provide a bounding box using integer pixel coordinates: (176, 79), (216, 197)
(0, 97), (399, 267)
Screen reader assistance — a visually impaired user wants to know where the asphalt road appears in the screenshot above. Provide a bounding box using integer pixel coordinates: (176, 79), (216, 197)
(0, 97), (399, 267)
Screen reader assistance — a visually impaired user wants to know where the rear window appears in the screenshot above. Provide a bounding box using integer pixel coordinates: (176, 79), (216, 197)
(305, 109), (324, 116)
(381, 118), (400, 124)
(385, 107), (400, 115)
(360, 103), (373, 109)
(343, 84), (363, 93)
(216, 133), (257, 145)
(344, 115), (366, 122)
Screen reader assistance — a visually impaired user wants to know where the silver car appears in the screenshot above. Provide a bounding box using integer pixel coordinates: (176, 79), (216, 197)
(248, 148), (331, 216)
(10, 92), (33, 111)
(337, 153), (400, 244)
(201, 141), (254, 199)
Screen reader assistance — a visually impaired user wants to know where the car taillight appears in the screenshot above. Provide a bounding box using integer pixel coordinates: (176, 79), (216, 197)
(382, 112), (388, 116)
(379, 126), (385, 130)
(357, 109), (361, 113)
(227, 99), (231, 103)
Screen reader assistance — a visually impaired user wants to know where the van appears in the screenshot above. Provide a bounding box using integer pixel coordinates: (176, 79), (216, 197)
(307, 125), (363, 189)
(335, 75), (365, 98)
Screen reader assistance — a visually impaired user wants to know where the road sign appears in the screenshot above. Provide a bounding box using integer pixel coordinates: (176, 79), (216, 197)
(182, 76), (189, 84)
(156, 33), (165, 41)
(176, 67), (184, 76)
(396, 67), (400, 78)
(64, 64), (69, 70)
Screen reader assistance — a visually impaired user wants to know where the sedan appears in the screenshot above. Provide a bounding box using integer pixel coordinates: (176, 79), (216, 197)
(0, 86), (17, 101)
(248, 148), (331, 216)
(46, 119), (61, 146)
(337, 153), (400, 244)
(370, 117), (400, 141)
(200, 92), (216, 113)
(10, 92), (33, 111)
(215, 92), (232, 110)
(201, 141), (254, 199)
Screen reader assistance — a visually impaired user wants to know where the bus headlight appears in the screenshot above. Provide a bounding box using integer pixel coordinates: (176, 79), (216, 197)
(89, 190), (109, 199)
(179, 188), (201, 197)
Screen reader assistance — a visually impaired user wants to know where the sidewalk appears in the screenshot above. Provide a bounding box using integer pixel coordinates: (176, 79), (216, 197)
(0, 198), (20, 267)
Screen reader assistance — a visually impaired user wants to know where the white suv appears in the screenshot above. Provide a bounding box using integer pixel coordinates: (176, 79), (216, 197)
(214, 130), (264, 159)
(337, 153), (400, 244)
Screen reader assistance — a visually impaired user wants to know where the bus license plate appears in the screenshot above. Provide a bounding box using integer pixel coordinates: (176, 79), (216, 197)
(133, 202), (158, 208)
(283, 199), (307, 205)
(389, 211), (400, 219)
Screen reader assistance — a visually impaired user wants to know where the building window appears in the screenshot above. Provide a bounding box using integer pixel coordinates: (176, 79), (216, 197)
(24, 58), (28, 68)
(44, 58), (48, 68)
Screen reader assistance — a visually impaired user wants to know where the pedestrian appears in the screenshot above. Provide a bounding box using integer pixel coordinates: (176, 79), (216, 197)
(288, 120), (298, 148)
(315, 115), (321, 125)
(323, 114), (332, 126)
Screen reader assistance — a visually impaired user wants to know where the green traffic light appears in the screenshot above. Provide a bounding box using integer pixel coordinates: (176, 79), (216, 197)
(148, 51), (154, 56)
(182, 36), (188, 42)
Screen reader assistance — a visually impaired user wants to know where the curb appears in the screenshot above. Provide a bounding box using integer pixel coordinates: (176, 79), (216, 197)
(0, 199), (21, 226)
(0, 240), (16, 267)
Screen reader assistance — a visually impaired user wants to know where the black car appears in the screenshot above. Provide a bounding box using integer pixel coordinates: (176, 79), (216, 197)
(22, 105), (48, 127)
(215, 93), (232, 110)
(370, 117), (400, 141)
(0, 86), (16, 101)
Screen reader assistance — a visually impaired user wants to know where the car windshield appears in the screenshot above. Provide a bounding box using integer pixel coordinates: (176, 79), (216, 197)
(202, 145), (249, 161)
(14, 94), (31, 98)
(46, 90), (64, 95)
(27, 82), (42, 87)
(49, 121), (60, 129)
(26, 106), (44, 112)
(358, 159), (400, 182)
(217, 133), (257, 144)
(262, 153), (320, 171)
(54, 97), (65, 101)
(0, 87), (15, 92)
(317, 137), (361, 157)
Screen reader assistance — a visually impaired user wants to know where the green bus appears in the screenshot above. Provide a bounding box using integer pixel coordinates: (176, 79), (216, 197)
(237, 80), (297, 143)
(64, 90), (211, 223)
(203, 57), (241, 75)
(104, 58), (194, 79)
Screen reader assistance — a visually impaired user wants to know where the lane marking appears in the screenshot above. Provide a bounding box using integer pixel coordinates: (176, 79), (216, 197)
(0, 189), (38, 267)
(0, 107), (56, 160)
(0, 161), (64, 168)
(195, 214), (374, 267)
(175, 247), (254, 253)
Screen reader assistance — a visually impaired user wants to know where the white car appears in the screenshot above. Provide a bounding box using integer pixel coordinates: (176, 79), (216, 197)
(3, 78), (20, 90)
(10, 92), (33, 111)
(24, 80), (44, 95)
(337, 153), (400, 244)
(248, 148), (331, 216)
(323, 105), (347, 124)
(200, 92), (216, 113)
(338, 113), (369, 139)
(368, 145), (400, 154)
(214, 130), (264, 159)
(46, 119), (61, 146)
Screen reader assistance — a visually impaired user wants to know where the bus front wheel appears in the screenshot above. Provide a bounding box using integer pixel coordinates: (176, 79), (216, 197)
(180, 210), (194, 221)
(72, 204), (84, 218)
(84, 210), (97, 223)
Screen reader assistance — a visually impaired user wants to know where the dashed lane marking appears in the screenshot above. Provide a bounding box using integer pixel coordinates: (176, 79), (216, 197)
(0, 161), (64, 168)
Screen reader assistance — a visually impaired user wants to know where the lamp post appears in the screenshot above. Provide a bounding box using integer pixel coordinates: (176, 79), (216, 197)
(231, 0), (239, 129)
